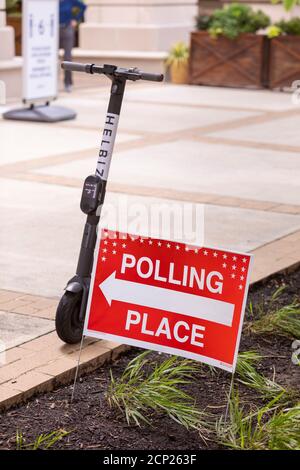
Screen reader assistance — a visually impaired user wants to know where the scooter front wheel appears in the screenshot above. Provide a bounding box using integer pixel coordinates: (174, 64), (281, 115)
(55, 291), (84, 344)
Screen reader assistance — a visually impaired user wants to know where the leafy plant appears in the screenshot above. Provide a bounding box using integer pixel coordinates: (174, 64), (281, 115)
(236, 351), (291, 401)
(267, 25), (283, 38)
(196, 3), (270, 39)
(248, 302), (300, 339)
(272, 0), (300, 12)
(276, 17), (300, 35)
(106, 351), (208, 434)
(196, 14), (212, 31)
(16, 429), (70, 450)
(217, 388), (300, 450)
(166, 42), (189, 68)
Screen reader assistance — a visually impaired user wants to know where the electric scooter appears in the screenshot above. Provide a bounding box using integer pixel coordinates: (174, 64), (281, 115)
(55, 61), (164, 344)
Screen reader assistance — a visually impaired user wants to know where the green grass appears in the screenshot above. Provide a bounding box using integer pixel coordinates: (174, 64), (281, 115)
(236, 351), (290, 401)
(106, 351), (209, 435)
(217, 388), (300, 450)
(247, 285), (300, 339)
(16, 429), (70, 450)
(248, 302), (300, 339)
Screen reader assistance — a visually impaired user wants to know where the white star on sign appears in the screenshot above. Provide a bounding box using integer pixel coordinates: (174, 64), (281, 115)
(232, 265), (236, 270)
(231, 273), (236, 279)
(194, 249), (198, 254)
(223, 254), (227, 259)
(233, 256), (237, 261)
(222, 263), (227, 268)
(112, 250), (117, 255)
(204, 250), (208, 256)
(176, 245), (180, 250)
(148, 240), (153, 245)
(104, 240), (108, 245)
(213, 252), (218, 257)
(167, 243), (171, 248)
(122, 243), (126, 248)
(103, 248), (107, 253)
(242, 257), (247, 263)
(101, 256), (106, 262)
(185, 247), (189, 252)
(239, 285), (243, 290)
(158, 242), (162, 247)
(240, 275), (244, 281)
(113, 242), (117, 247)
(140, 239), (144, 243)
(241, 267), (246, 272)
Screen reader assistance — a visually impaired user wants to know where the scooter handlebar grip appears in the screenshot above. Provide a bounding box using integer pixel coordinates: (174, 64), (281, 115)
(61, 61), (92, 73)
(140, 72), (164, 82)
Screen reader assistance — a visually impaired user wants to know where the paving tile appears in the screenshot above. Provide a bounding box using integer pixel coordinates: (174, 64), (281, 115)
(0, 291), (23, 304)
(124, 84), (295, 112)
(68, 342), (111, 367)
(271, 204), (300, 215)
(0, 384), (22, 410)
(35, 140), (300, 206)
(1, 347), (32, 366)
(0, 298), (35, 311)
(0, 121), (137, 165)
(0, 311), (54, 350)
(209, 114), (300, 147)
(31, 305), (56, 320)
(11, 305), (40, 316)
(0, 347), (64, 384)
(9, 371), (53, 394)
(37, 357), (78, 377)
(20, 331), (70, 352)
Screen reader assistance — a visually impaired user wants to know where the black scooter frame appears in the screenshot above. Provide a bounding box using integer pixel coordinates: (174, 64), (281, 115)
(56, 62), (163, 343)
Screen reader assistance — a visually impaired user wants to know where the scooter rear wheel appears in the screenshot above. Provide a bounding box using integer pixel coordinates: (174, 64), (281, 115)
(55, 291), (84, 344)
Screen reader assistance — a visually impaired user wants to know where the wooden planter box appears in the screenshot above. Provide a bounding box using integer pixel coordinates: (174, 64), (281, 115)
(268, 35), (300, 89)
(190, 31), (267, 89)
(7, 15), (22, 56)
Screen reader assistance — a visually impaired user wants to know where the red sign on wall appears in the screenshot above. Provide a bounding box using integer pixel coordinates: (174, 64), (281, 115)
(84, 230), (252, 372)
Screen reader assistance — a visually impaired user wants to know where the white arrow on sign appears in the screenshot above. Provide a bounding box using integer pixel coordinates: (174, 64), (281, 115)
(99, 271), (234, 327)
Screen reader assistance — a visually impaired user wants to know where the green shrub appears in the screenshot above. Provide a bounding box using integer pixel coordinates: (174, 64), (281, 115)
(196, 3), (270, 39)
(276, 17), (300, 35)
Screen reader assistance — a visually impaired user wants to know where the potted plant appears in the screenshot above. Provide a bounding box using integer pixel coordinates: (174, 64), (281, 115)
(190, 3), (270, 89)
(267, 15), (300, 89)
(166, 42), (189, 84)
(6, 0), (22, 56)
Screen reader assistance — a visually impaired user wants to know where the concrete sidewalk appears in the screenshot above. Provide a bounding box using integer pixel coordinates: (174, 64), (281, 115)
(0, 83), (299, 408)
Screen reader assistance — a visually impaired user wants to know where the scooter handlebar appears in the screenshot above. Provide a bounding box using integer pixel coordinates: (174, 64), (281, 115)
(140, 71), (164, 82)
(62, 61), (91, 73)
(61, 61), (164, 82)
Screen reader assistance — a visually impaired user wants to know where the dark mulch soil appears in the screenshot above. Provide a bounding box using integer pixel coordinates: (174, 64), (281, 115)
(0, 268), (299, 450)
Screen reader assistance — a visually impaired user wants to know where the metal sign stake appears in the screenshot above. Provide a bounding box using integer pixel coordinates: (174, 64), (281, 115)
(71, 334), (85, 403)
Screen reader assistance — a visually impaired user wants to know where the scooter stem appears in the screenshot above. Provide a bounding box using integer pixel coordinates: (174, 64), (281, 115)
(75, 76), (126, 280)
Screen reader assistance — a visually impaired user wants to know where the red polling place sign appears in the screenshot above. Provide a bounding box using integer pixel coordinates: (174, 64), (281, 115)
(84, 230), (252, 372)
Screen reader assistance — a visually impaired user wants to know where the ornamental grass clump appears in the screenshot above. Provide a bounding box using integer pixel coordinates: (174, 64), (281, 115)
(196, 3), (270, 39)
(217, 389), (300, 450)
(16, 429), (70, 450)
(106, 351), (208, 434)
(248, 302), (300, 339)
(236, 351), (291, 401)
